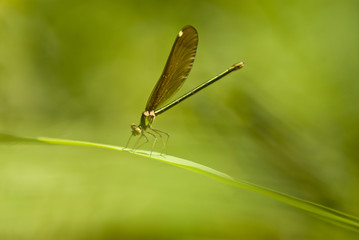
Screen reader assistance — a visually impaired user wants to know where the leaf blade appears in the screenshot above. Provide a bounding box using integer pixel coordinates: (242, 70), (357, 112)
(1, 132), (359, 233)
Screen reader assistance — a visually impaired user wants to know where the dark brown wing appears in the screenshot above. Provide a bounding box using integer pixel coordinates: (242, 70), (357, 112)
(145, 25), (198, 111)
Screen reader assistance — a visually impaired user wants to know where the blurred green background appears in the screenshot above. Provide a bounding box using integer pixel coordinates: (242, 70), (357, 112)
(1, 0), (359, 239)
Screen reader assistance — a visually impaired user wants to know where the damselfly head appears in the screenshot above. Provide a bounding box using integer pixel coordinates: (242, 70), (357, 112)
(130, 123), (141, 136)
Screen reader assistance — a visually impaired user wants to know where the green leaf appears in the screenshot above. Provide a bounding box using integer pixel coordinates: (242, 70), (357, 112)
(1, 132), (359, 232)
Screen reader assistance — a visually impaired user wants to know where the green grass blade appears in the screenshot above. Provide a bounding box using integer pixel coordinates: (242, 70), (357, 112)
(1, 133), (359, 232)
